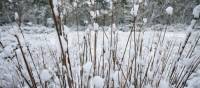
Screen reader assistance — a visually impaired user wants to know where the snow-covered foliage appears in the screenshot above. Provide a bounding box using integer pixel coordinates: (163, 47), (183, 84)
(112, 23), (117, 32)
(105, 0), (113, 9)
(143, 18), (148, 24)
(131, 4), (140, 16)
(72, 2), (77, 7)
(53, 0), (61, 7)
(14, 12), (19, 21)
(193, 5), (200, 18)
(93, 22), (99, 31)
(139, 0), (143, 3)
(0, 24), (200, 88)
(166, 6), (173, 15)
(1, 0), (200, 88)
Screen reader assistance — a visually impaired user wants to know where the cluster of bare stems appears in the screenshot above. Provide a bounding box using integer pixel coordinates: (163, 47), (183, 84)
(9, 0), (200, 88)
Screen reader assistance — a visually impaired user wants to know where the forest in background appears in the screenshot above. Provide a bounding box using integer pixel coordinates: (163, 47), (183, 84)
(0, 0), (199, 26)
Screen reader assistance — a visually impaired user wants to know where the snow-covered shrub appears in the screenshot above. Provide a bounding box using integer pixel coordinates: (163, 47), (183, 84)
(1, 0), (200, 88)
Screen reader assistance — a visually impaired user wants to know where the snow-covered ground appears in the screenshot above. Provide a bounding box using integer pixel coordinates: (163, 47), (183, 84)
(0, 25), (200, 88)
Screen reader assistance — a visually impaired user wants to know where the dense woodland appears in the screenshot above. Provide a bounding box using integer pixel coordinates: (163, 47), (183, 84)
(0, 0), (199, 26)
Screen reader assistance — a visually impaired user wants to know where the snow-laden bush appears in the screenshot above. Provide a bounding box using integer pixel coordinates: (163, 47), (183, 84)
(1, 1), (200, 88)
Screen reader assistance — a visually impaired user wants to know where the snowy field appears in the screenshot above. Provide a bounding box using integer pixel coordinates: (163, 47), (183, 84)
(0, 25), (200, 88)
